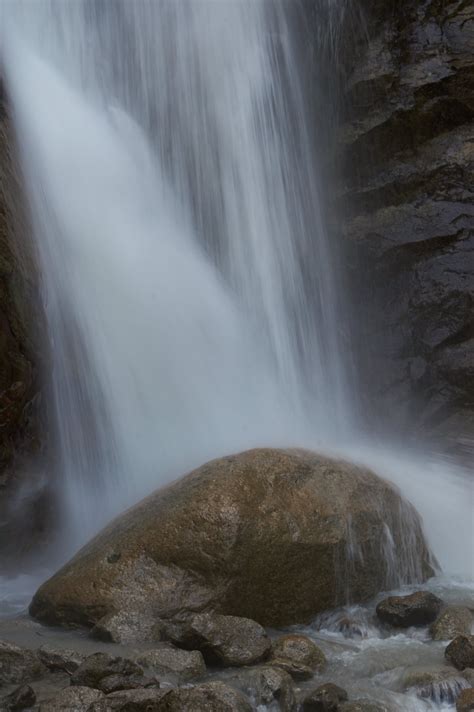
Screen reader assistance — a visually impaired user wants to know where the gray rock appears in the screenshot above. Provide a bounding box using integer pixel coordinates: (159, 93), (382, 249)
(376, 591), (443, 627)
(136, 647), (205, 681)
(70, 652), (144, 689)
(37, 644), (85, 673)
(91, 610), (161, 644)
(98, 673), (158, 695)
(157, 682), (252, 711)
(301, 682), (348, 711)
(0, 639), (45, 686)
(1, 684), (36, 711)
(272, 634), (326, 680)
(445, 635), (474, 670)
(89, 688), (170, 711)
(236, 665), (295, 711)
(165, 612), (271, 667)
(431, 606), (473, 640)
(39, 686), (104, 711)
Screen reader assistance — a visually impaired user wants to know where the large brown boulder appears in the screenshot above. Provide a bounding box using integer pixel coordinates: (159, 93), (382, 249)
(29, 449), (434, 629)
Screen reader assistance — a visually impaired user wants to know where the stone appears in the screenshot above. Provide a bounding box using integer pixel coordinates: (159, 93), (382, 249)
(457, 688), (474, 712)
(236, 665), (295, 711)
(37, 644), (85, 673)
(272, 634), (326, 680)
(376, 591), (443, 627)
(446, 636), (474, 670)
(29, 449), (433, 630)
(89, 688), (170, 711)
(164, 612), (270, 667)
(91, 610), (161, 644)
(402, 665), (470, 704)
(157, 682), (252, 711)
(39, 686), (104, 711)
(301, 682), (348, 711)
(70, 652), (144, 690)
(431, 606), (472, 640)
(136, 647), (205, 681)
(98, 673), (157, 695)
(1, 684), (36, 711)
(0, 639), (45, 686)
(339, 701), (390, 712)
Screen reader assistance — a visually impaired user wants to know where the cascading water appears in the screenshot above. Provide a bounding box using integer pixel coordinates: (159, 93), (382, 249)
(0, 0), (472, 583)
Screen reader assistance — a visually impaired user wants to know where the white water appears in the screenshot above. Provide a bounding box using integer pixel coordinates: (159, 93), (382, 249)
(0, 0), (472, 582)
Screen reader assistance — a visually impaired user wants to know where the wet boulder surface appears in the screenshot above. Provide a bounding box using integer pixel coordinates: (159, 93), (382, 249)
(29, 449), (433, 631)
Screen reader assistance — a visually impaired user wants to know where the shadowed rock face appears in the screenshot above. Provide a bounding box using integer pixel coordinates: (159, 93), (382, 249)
(0, 97), (49, 563)
(338, 0), (474, 452)
(30, 448), (433, 630)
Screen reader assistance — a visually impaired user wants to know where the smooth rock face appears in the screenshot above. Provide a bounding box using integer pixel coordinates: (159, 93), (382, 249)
(457, 688), (474, 712)
(446, 635), (474, 670)
(29, 449), (433, 629)
(157, 682), (252, 711)
(137, 647), (206, 681)
(164, 613), (270, 667)
(272, 634), (326, 680)
(376, 591), (443, 627)
(1, 684), (36, 711)
(431, 606), (473, 641)
(39, 686), (104, 712)
(302, 682), (348, 711)
(0, 639), (45, 685)
(339, 0), (474, 448)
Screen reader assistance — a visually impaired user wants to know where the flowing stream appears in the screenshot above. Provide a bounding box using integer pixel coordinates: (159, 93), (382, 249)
(0, 0), (472, 592)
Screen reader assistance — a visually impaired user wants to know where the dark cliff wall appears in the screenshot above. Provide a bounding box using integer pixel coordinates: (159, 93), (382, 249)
(0, 93), (50, 562)
(338, 0), (474, 453)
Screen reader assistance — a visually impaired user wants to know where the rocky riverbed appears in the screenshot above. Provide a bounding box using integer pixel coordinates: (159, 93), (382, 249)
(0, 577), (473, 711)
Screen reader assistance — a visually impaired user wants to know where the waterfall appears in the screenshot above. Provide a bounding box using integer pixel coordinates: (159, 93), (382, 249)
(0, 1), (349, 549)
(1, 1), (472, 578)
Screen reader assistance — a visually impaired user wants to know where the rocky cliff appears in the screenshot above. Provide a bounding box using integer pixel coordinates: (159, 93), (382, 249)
(338, 0), (474, 453)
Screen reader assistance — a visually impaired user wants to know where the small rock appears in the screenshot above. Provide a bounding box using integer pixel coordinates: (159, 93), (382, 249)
(98, 672), (158, 695)
(39, 686), (104, 711)
(137, 647), (205, 681)
(91, 610), (162, 644)
(37, 645), (85, 673)
(1, 684), (36, 711)
(158, 681), (252, 711)
(89, 688), (170, 711)
(431, 606), (472, 641)
(339, 701), (390, 712)
(302, 682), (348, 711)
(272, 634), (326, 680)
(70, 652), (144, 689)
(402, 665), (469, 704)
(376, 591), (443, 627)
(446, 636), (474, 670)
(237, 665), (295, 711)
(165, 613), (271, 667)
(457, 688), (474, 712)
(0, 639), (45, 685)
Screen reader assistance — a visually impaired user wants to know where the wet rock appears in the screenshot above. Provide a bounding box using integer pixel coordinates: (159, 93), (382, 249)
(1, 684), (36, 711)
(164, 612), (270, 667)
(29, 449), (433, 629)
(89, 688), (170, 711)
(236, 665), (295, 711)
(457, 688), (474, 712)
(157, 682), (252, 711)
(37, 644), (85, 673)
(39, 686), (104, 711)
(136, 646), (205, 681)
(376, 591), (443, 627)
(339, 701), (390, 712)
(446, 635), (474, 670)
(272, 634), (326, 680)
(0, 639), (45, 685)
(431, 606), (473, 640)
(402, 664), (470, 704)
(301, 681), (348, 711)
(91, 610), (161, 644)
(70, 652), (144, 690)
